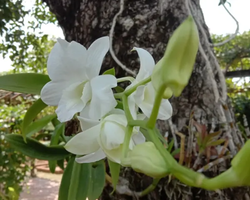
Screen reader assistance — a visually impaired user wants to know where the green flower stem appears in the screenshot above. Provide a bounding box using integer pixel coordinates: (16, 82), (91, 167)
(114, 93), (123, 99)
(128, 120), (147, 129)
(170, 162), (207, 188)
(201, 168), (241, 190)
(124, 76), (151, 96)
(146, 128), (210, 188)
(117, 77), (134, 83)
(122, 95), (133, 121)
(121, 94), (135, 159)
(147, 85), (165, 129)
(139, 178), (161, 197)
(122, 126), (133, 159)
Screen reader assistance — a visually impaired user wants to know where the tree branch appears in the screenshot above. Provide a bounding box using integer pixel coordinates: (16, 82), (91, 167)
(225, 70), (250, 78)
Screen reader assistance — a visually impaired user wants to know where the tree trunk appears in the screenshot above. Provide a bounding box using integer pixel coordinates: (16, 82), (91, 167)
(42, 0), (250, 199)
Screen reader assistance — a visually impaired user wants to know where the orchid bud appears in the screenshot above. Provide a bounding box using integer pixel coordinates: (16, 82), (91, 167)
(123, 142), (168, 178)
(151, 16), (199, 98)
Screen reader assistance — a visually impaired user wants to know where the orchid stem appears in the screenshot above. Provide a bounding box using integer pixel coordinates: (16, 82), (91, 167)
(117, 76), (134, 83)
(124, 76), (151, 96)
(122, 95), (133, 121)
(122, 126), (133, 159)
(138, 178), (161, 197)
(114, 93), (123, 99)
(128, 120), (147, 129)
(147, 85), (165, 129)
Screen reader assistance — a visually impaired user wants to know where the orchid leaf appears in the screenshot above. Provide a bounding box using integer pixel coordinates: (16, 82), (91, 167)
(24, 114), (57, 138)
(5, 134), (70, 160)
(103, 67), (115, 76)
(49, 123), (65, 173)
(108, 159), (120, 192)
(0, 73), (50, 94)
(22, 98), (48, 140)
(58, 157), (75, 200)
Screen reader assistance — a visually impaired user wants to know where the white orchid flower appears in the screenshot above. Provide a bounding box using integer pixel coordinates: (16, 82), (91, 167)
(41, 37), (117, 122)
(128, 48), (172, 120)
(64, 109), (145, 164)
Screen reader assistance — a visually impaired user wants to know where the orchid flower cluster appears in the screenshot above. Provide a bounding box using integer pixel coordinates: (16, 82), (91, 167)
(40, 16), (198, 178)
(39, 16), (250, 190)
(40, 36), (170, 164)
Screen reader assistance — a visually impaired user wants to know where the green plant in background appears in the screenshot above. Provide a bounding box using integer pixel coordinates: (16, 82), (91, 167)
(0, 102), (30, 200)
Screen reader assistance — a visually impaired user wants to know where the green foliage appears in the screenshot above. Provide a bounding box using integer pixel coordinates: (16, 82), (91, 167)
(212, 32), (250, 71)
(0, 0), (56, 73)
(232, 95), (250, 132)
(0, 0), (28, 35)
(22, 98), (47, 135)
(59, 158), (106, 200)
(0, 102), (30, 200)
(5, 134), (70, 160)
(108, 159), (120, 191)
(49, 123), (65, 173)
(0, 73), (50, 95)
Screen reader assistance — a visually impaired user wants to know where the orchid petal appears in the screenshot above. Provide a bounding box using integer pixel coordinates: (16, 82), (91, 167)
(99, 121), (126, 150)
(86, 36), (109, 79)
(132, 132), (146, 145)
(158, 99), (173, 120)
(81, 81), (92, 108)
(47, 38), (88, 82)
(128, 95), (138, 120)
(134, 84), (154, 118)
(41, 81), (68, 106)
(133, 47), (155, 81)
(79, 103), (91, 119)
(89, 75), (117, 119)
(78, 116), (100, 132)
(56, 82), (85, 122)
(98, 136), (123, 164)
(75, 148), (106, 163)
(64, 124), (101, 155)
(104, 113), (127, 127)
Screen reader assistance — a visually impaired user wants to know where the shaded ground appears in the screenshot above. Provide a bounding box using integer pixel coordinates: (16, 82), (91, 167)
(19, 171), (62, 200)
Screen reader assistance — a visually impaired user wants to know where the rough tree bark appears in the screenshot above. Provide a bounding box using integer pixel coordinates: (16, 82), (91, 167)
(42, 0), (250, 199)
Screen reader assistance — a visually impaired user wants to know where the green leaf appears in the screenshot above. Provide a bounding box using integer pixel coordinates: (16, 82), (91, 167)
(68, 162), (91, 200)
(49, 123), (65, 173)
(59, 157), (75, 200)
(22, 98), (47, 135)
(167, 139), (174, 152)
(49, 160), (57, 173)
(114, 86), (125, 93)
(57, 159), (65, 170)
(108, 159), (120, 192)
(51, 123), (65, 146)
(205, 130), (222, 142)
(87, 161), (106, 200)
(207, 139), (225, 147)
(5, 134), (70, 160)
(24, 114), (57, 138)
(59, 159), (105, 200)
(0, 73), (50, 94)
(171, 148), (180, 156)
(103, 67), (115, 76)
